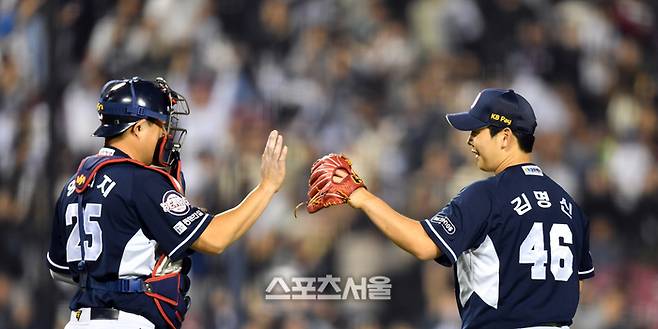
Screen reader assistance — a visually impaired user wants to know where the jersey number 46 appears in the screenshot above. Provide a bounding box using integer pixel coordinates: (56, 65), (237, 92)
(519, 222), (573, 281)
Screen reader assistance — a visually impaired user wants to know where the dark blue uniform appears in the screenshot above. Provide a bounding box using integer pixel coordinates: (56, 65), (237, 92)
(47, 147), (212, 328)
(421, 164), (594, 329)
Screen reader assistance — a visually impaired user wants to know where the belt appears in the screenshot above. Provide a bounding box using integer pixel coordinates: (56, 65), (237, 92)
(86, 277), (147, 293)
(90, 307), (120, 320)
(71, 307), (155, 327)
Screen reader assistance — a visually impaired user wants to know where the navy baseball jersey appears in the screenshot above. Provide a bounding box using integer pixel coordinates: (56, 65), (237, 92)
(421, 164), (594, 329)
(46, 147), (212, 327)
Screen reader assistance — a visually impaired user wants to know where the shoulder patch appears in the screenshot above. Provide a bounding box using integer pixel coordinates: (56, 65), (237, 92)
(160, 190), (191, 216)
(521, 165), (543, 176)
(430, 215), (456, 235)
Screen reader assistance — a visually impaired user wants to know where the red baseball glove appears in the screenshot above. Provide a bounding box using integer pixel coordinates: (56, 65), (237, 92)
(301, 153), (366, 215)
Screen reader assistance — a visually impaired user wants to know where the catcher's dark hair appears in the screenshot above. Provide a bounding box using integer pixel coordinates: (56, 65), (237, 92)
(488, 126), (535, 153)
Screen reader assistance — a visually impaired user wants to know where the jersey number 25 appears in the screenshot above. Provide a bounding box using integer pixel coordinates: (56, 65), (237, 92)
(519, 222), (573, 281)
(65, 203), (104, 262)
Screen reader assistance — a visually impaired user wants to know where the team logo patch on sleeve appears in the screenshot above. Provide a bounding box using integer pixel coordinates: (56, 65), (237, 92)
(160, 190), (191, 216)
(430, 215), (456, 235)
(171, 210), (205, 235)
(173, 221), (187, 235)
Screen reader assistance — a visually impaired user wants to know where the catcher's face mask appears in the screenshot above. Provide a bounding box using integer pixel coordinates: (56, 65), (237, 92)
(151, 78), (190, 169)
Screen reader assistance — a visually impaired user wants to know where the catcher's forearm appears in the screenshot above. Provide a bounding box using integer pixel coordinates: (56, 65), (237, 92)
(192, 183), (277, 254)
(351, 189), (441, 260)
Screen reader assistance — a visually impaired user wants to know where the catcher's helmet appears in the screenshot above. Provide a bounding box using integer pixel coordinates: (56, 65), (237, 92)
(93, 77), (190, 167)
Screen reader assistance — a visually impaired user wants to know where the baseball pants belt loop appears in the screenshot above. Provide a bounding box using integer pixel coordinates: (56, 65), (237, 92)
(90, 307), (120, 320)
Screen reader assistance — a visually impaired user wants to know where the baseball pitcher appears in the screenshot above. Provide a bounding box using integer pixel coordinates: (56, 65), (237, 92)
(302, 89), (594, 329)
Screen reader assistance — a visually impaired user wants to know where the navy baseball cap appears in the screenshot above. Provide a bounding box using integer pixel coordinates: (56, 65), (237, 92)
(446, 88), (537, 134)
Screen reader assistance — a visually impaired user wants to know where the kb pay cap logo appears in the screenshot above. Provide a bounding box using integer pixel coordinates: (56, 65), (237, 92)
(430, 215), (456, 235)
(160, 190), (191, 216)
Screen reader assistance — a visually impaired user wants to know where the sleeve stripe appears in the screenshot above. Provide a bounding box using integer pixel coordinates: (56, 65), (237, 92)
(578, 268), (594, 275)
(169, 214), (210, 257)
(423, 219), (457, 261)
(47, 252), (69, 270)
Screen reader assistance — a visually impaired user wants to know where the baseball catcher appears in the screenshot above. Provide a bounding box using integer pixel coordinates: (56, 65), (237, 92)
(47, 77), (287, 329)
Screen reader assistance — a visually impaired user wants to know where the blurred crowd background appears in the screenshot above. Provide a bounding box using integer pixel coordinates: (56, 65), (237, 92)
(1, 0), (657, 328)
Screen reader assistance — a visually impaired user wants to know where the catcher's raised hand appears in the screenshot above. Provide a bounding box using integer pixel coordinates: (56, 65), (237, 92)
(300, 153), (366, 215)
(261, 130), (288, 192)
